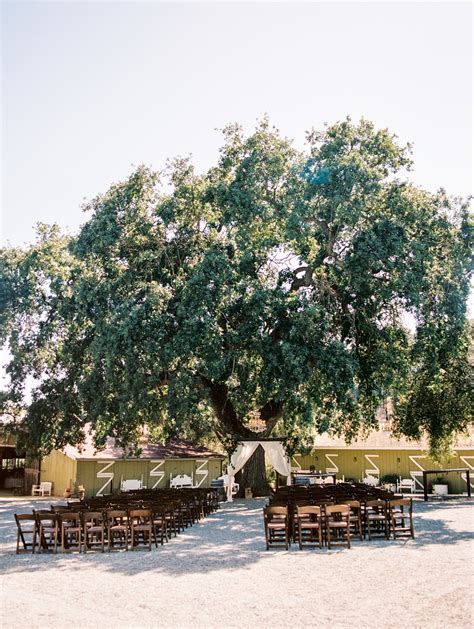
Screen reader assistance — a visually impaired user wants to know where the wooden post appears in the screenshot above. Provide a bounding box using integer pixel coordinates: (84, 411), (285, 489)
(423, 471), (428, 501)
(467, 470), (471, 498)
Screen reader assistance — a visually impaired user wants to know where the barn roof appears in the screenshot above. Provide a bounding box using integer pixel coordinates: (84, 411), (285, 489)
(62, 431), (224, 461)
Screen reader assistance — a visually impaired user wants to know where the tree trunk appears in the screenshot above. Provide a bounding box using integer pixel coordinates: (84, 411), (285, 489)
(200, 378), (283, 497)
(235, 444), (271, 497)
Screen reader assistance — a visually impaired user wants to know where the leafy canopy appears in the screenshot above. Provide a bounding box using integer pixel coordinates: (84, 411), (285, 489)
(1, 118), (472, 458)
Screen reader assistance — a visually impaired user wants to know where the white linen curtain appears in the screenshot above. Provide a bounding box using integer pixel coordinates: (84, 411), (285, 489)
(261, 442), (292, 483)
(226, 442), (260, 501)
(226, 441), (292, 501)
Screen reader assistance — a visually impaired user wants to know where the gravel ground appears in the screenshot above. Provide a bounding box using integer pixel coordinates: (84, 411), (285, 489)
(1, 496), (473, 629)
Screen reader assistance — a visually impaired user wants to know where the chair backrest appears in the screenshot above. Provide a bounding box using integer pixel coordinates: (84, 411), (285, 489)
(390, 498), (412, 509)
(40, 482), (52, 492)
(107, 509), (128, 524)
(34, 506), (53, 513)
(344, 500), (361, 509)
(15, 513), (37, 527)
(264, 506), (288, 520)
(325, 504), (350, 516)
(297, 505), (322, 517)
(59, 512), (81, 526)
(366, 499), (387, 510)
(129, 509), (152, 524)
(35, 512), (59, 525)
(81, 511), (105, 524)
(399, 478), (415, 488)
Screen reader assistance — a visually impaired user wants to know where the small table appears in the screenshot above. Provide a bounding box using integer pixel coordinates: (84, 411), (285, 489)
(422, 468), (471, 501)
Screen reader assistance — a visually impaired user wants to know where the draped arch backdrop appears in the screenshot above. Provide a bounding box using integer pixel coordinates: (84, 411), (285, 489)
(226, 440), (292, 501)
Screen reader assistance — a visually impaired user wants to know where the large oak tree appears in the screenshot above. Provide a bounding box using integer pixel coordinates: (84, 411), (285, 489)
(1, 119), (472, 493)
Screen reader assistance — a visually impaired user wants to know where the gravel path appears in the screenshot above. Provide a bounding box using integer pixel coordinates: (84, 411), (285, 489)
(1, 496), (473, 628)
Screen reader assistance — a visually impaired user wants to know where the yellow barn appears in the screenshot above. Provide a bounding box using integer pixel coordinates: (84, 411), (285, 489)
(292, 429), (474, 494)
(41, 433), (224, 498)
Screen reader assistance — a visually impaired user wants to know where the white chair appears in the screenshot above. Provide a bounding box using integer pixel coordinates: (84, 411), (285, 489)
(396, 477), (416, 494)
(218, 474), (239, 495)
(31, 481), (53, 497)
(120, 479), (143, 492)
(169, 474), (194, 489)
(362, 475), (379, 487)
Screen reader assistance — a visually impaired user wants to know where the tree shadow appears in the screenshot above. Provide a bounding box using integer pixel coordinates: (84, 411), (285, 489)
(1, 497), (473, 577)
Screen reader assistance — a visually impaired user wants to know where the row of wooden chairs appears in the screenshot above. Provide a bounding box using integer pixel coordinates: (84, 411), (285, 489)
(16, 508), (166, 553)
(263, 498), (414, 550)
(271, 482), (396, 502)
(84, 488), (219, 523)
(269, 481), (404, 543)
(15, 488), (219, 554)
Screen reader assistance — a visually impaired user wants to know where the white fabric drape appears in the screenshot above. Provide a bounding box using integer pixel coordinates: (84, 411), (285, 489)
(226, 440), (292, 501)
(226, 442), (259, 501)
(228, 442), (260, 476)
(261, 442), (292, 482)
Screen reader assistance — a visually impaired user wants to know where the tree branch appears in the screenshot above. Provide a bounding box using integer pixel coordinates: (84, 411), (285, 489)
(199, 376), (253, 439)
(290, 266), (313, 291)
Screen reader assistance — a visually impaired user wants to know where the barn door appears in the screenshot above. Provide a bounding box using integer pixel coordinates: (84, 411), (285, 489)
(94, 461), (114, 496)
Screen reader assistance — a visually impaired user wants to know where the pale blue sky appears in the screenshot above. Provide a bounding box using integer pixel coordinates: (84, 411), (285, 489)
(1, 0), (472, 249)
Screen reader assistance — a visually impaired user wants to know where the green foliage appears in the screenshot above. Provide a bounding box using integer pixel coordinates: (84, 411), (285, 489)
(1, 118), (472, 457)
(381, 474), (399, 484)
(395, 327), (473, 461)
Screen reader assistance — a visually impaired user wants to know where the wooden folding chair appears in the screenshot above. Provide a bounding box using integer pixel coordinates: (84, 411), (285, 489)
(15, 514), (38, 554)
(346, 500), (363, 541)
(82, 511), (105, 552)
(35, 512), (59, 553)
(151, 505), (168, 546)
(263, 506), (289, 550)
(59, 512), (82, 552)
(129, 509), (154, 551)
(107, 509), (130, 551)
(290, 500), (311, 543)
(365, 499), (389, 540)
(325, 504), (351, 549)
(162, 501), (178, 539)
(389, 498), (415, 539)
(297, 505), (323, 549)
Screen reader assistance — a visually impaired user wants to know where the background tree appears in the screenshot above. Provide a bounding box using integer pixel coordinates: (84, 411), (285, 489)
(1, 118), (472, 493)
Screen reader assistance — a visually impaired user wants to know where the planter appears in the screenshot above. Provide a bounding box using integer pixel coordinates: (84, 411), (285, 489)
(433, 484), (448, 496)
(383, 483), (397, 492)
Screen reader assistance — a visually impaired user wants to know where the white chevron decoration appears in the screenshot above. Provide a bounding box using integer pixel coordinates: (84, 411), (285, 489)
(364, 454), (380, 477)
(149, 460), (166, 489)
(291, 456), (302, 472)
(408, 455), (427, 491)
(459, 456), (474, 489)
(96, 461), (114, 496)
(195, 460), (209, 487)
(325, 453), (339, 474)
